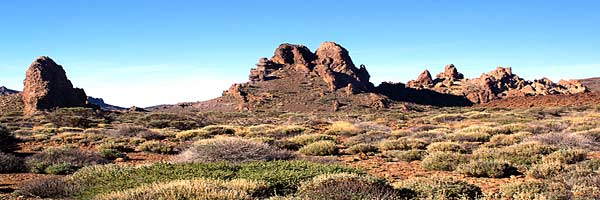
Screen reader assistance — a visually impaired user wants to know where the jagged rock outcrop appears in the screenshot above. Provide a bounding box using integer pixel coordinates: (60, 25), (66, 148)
(436, 64), (464, 80)
(314, 42), (372, 91)
(407, 70), (433, 88)
(407, 65), (590, 103)
(22, 56), (88, 115)
(245, 42), (373, 92)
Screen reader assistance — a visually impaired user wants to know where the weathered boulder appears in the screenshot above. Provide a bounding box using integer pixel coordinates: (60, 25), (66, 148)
(22, 56), (88, 115)
(271, 43), (315, 72)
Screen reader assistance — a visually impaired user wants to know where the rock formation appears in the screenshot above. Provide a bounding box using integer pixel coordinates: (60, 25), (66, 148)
(313, 42), (372, 91)
(246, 41), (373, 92)
(22, 56), (88, 115)
(407, 65), (589, 103)
(407, 70), (433, 88)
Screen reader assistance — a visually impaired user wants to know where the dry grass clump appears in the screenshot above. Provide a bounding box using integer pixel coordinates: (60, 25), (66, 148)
(345, 143), (378, 155)
(378, 138), (426, 151)
(17, 177), (71, 198)
(299, 140), (338, 156)
(525, 132), (598, 150)
(97, 178), (268, 200)
(473, 142), (556, 170)
(177, 137), (294, 163)
(287, 134), (335, 146)
(484, 132), (531, 147)
(574, 128), (600, 142)
(26, 147), (109, 175)
(426, 141), (463, 152)
(324, 121), (362, 136)
(526, 162), (567, 179)
(421, 151), (468, 171)
(393, 176), (482, 199)
(447, 131), (491, 142)
(245, 125), (308, 138)
(381, 150), (427, 162)
(431, 113), (465, 123)
(343, 131), (388, 146)
(541, 149), (587, 164)
(456, 159), (518, 178)
(296, 173), (409, 200)
(499, 180), (570, 199)
(135, 141), (176, 154)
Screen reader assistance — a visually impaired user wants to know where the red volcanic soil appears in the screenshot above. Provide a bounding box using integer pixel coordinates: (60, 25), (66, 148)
(476, 92), (600, 108)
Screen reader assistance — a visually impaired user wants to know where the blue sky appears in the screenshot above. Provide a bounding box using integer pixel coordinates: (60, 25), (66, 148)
(0, 0), (599, 107)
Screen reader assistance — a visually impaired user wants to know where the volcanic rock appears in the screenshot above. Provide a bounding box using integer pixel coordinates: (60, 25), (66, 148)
(407, 65), (590, 103)
(436, 64), (464, 80)
(271, 44), (315, 72)
(407, 70), (433, 88)
(314, 42), (372, 91)
(22, 56), (88, 115)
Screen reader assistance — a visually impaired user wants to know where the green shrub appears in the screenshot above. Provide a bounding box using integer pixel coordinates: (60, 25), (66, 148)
(296, 173), (411, 200)
(287, 134), (335, 146)
(542, 149), (587, 164)
(378, 138), (426, 151)
(431, 114), (465, 123)
(448, 131), (491, 142)
(135, 141), (176, 154)
(380, 150), (427, 162)
(299, 141), (338, 156)
(175, 129), (210, 140)
(26, 147), (109, 174)
(176, 137), (294, 164)
(421, 151), (467, 171)
(426, 142), (463, 152)
(394, 176), (482, 199)
(67, 160), (358, 198)
(99, 149), (128, 160)
(456, 159), (518, 178)
(0, 152), (24, 173)
(527, 162), (567, 179)
(345, 143), (378, 154)
(500, 180), (571, 200)
(97, 178), (268, 200)
(472, 142), (556, 170)
(485, 132), (531, 147)
(235, 161), (360, 195)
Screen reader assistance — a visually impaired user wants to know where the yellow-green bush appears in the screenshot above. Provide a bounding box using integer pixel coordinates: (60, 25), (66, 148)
(378, 138), (426, 151)
(323, 121), (362, 136)
(287, 134), (335, 146)
(299, 141), (338, 156)
(426, 142), (463, 152)
(421, 151), (467, 171)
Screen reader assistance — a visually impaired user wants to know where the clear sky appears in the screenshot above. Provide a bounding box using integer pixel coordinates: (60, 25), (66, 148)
(1, 0), (599, 107)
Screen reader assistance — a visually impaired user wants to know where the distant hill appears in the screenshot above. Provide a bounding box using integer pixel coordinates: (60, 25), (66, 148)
(0, 86), (19, 95)
(580, 77), (600, 92)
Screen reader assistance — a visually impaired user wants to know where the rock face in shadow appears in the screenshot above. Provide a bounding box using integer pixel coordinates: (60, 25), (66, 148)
(22, 56), (88, 115)
(407, 65), (589, 103)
